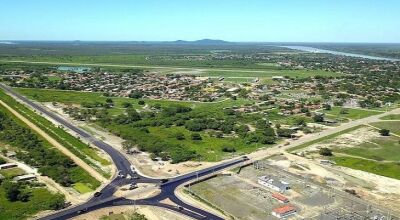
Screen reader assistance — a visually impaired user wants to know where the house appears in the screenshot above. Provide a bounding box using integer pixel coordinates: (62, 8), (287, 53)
(272, 205), (297, 218)
(272, 193), (289, 203)
(258, 175), (290, 192)
(0, 163), (18, 170)
(13, 174), (36, 182)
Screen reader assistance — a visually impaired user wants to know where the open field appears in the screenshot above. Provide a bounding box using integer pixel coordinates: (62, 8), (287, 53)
(371, 121), (400, 135)
(380, 114), (400, 120)
(321, 107), (381, 120)
(296, 126), (400, 180)
(337, 135), (400, 161)
(288, 125), (364, 152)
(334, 157), (400, 180)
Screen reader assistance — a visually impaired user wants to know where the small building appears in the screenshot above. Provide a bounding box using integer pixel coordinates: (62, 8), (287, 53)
(272, 205), (297, 218)
(258, 175), (290, 192)
(272, 193), (289, 203)
(0, 163), (18, 170)
(13, 174), (36, 182)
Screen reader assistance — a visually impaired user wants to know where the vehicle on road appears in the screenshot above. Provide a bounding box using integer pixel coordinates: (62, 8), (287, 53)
(94, 192), (102, 197)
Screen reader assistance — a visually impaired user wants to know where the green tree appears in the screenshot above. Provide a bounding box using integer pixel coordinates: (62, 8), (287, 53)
(379, 129), (390, 136)
(319, 147), (333, 156)
(313, 114), (324, 122)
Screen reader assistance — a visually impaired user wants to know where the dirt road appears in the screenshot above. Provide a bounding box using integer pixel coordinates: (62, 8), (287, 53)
(0, 99), (107, 183)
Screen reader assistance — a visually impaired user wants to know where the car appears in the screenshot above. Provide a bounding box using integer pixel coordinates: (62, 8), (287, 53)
(76, 209), (86, 214)
(161, 179), (169, 183)
(178, 206), (184, 211)
(129, 184), (138, 190)
(94, 192), (102, 197)
(133, 175), (140, 179)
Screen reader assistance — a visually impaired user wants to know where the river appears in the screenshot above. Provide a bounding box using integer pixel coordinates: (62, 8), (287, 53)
(281, 46), (399, 61)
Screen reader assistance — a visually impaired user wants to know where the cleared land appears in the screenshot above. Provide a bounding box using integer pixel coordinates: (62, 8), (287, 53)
(371, 121), (400, 136)
(321, 107), (381, 120)
(296, 126), (400, 180)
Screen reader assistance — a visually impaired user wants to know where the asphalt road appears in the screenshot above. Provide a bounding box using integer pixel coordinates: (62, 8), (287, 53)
(0, 83), (247, 220)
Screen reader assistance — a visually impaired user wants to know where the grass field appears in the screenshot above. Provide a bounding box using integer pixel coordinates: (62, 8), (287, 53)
(73, 182), (93, 194)
(0, 167), (25, 179)
(380, 114), (400, 120)
(371, 121), (400, 135)
(334, 157), (400, 180)
(321, 107), (381, 120)
(337, 135), (400, 162)
(0, 187), (65, 220)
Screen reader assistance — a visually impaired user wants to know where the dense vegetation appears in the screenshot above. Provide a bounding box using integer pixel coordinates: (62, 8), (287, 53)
(0, 180), (65, 220)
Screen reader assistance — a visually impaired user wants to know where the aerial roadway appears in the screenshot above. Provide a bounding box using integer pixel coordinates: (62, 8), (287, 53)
(0, 83), (249, 220)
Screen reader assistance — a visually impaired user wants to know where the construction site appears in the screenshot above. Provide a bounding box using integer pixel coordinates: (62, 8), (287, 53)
(185, 159), (398, 220)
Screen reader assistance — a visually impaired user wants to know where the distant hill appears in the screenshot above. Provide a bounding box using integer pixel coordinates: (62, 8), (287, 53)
(171, 39), (231, 45)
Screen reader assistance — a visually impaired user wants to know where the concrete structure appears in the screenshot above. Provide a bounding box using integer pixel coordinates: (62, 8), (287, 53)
(258, 175), (290, 192)
(0, 163), (18, 170)
(272, 193), (289, 203)
(13, 174), (36, 182)
(272, 205), (297, 218)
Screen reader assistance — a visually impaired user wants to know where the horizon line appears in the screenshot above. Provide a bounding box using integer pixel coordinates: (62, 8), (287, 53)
(1, 40), (400, 44)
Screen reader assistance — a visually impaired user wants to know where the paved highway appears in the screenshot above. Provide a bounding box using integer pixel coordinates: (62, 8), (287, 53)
(0, 83), (247, 220)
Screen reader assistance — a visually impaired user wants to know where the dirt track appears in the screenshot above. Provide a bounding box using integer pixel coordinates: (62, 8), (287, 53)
(0, 99), (107, 183)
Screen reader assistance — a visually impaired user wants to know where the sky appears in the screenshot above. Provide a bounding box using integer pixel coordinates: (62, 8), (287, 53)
(1, 0), (400, 43)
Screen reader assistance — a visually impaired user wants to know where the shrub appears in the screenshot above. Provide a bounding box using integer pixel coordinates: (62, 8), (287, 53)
(379, 129), (390, 136)
(221, 146), (236, 153)
(319, 147), (333, 156)
(138, 100), (145, 105)
(313, 114), (324, 122)
(191, 133), (202, 140)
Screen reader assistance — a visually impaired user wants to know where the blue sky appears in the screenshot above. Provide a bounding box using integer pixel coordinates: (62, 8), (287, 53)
(1, 0), (399, 42)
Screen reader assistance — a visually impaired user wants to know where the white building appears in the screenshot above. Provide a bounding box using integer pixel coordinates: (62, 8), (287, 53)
(13, 174), (36, 182)
(0, 163), (18, 170)
(258, 175), (290, 192)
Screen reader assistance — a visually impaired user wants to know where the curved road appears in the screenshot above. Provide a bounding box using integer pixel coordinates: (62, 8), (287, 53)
(0, 83), (247, 220)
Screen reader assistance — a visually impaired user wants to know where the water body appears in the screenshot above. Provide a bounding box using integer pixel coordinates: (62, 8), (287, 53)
(57, 66), (91, 73)
(282, 46), (400, 61)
